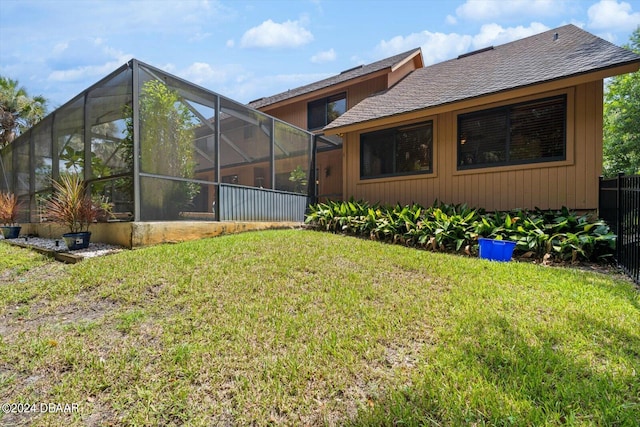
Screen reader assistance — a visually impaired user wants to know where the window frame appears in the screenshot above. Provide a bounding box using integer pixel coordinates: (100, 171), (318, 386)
(456, 94), (567, 171)
(307, 92), (347, 131)
(359, 120), (434, 180)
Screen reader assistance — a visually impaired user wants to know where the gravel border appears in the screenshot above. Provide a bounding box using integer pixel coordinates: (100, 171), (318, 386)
(1, 235), (124, 259)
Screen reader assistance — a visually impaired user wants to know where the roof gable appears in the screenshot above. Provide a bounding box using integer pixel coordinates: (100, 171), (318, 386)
(247, 48), (422, 110)
(325, 25), (640, 132)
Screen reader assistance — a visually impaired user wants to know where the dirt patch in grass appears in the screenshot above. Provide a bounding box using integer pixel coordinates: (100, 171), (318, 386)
(1, 230), (638, 426)
(2, 296), (120, 336)
(0, 260), (67, 285)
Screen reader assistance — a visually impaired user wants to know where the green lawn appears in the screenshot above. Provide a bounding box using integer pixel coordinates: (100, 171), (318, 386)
(0, 230), (638, 426)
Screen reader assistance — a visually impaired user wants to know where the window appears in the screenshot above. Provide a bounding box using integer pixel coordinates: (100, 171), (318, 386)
(308, 93), (346, 130)
(360, 122), (433, 179)
(457, 95), (566, 169)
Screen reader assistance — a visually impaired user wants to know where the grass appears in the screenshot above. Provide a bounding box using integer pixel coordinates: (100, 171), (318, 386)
(0, 242), (48, 273)
(0, 229), (638, 426)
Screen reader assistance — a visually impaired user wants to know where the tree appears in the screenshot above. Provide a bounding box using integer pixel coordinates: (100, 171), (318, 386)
(0, 76), (48, 148)
(128, 79), (199, 220)
(602, 27), (640, 177)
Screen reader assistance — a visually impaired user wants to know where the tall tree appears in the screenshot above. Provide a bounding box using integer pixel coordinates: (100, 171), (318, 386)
(0, 76), (48, 148)
(602, 27), (640, 177)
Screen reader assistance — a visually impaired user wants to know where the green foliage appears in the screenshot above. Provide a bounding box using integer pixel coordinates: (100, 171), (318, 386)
(603, 27), (640, 177)
(117, 103), (135, 200)
(58, 145), (114, 182)
(135, 80), (200, 219)
(306, 200), (616, 262)
(288, 165), (308, 193)
(0, 76), (48, 148)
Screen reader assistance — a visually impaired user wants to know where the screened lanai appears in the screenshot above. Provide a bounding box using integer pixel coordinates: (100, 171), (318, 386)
(0, 59), (314, 225)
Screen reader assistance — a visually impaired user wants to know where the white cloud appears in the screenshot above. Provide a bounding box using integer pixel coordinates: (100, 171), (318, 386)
(178, 62), (244, 86)
(311, 48), (336, 63)
(47, 40), (133, 82)
(52, 42), (68, 55)
(151, 62), (253, 100)
(446, 15), (457, 25)
(229, 71), (332, 103)
(587, 0), (640, 32)
(568, 19), (586, 29)
(226, 39), (235, 48)
(597, 32), (617, 42)
(455, 0), (559, 21)
(376, 23), (549, 65)
(48, 58), (130, 82)
(378, 31), (472, 65)
(472, 22), (549, 48)
(240, 19), (314, 48)
(188, 32), (212, 43)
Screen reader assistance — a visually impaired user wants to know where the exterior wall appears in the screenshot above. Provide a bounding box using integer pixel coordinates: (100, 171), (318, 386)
(256, 75), (390, 202)
(255, 56), (425, 204)
(263, 103), (307, 129)
(316, 148), (343, 201)
(387, 56), (421, 87)
(258, 75), (389, 129)
(196, 155), (311, 192)
(343, 81), (603, 211)
(346, 75), (389, 112)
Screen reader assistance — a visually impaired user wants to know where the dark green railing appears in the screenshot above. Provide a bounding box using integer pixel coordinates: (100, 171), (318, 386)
(600, 173), (640, 285)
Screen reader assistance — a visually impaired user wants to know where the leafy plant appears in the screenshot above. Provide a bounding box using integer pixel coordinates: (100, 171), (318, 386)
(306, 200), (616, 263)
(603, 28), (640, 177)
(45, 173), (97, 233)
(92, 194), (115, 222)
(0, 190), (22, 225)
(0, 76), (48, 148)
(288, 165), (308, 194)
(135, 80), (200, 220)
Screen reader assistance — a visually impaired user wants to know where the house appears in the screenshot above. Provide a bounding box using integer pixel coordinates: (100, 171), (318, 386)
(319, 24), (640, 212)
(248, 49), (424, 201)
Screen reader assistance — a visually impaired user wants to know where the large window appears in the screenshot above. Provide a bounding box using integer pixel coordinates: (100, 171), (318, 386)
(308, 93), (346, 130)
(457, 95), (566, 169)
(360, 121), (433, 179)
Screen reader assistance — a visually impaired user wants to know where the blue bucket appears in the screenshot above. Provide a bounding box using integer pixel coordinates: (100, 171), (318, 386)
(478, 238), (516, 262)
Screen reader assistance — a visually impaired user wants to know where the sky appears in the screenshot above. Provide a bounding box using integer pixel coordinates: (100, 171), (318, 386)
(1, 0), (639, 110)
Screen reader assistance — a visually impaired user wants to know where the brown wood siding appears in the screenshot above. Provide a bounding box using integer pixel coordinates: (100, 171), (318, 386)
(258, 75), (389, 131)
(344, 82), (604, 211)
(259, 76), (389, 202)
(388, 56), (421, 87)
(262, 104), (307, 129)
(316, 148), (343, 201)
(348, 75), (388, 108)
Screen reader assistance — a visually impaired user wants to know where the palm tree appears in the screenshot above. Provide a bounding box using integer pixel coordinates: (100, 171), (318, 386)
(0, 76), (48, 148)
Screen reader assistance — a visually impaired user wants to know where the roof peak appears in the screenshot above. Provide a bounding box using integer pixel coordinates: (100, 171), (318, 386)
(457, 46), (494, 59)
(248, 48), (422, 109)
(325, 24), (640, 133)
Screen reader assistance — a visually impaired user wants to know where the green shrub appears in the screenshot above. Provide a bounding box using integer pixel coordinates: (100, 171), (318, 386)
(305, 200), (616, 263)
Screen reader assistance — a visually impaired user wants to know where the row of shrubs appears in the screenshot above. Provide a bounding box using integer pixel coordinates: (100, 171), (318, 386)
(304, 200), (616, 263)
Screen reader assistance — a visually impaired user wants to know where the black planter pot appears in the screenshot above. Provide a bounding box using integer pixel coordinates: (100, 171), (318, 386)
(0, 226), (21, 239)
(63, 231), (91, 250)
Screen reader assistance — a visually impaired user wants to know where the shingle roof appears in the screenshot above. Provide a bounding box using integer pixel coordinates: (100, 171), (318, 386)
(324, 25), (640, 132)
(247, 48), (422, 109)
